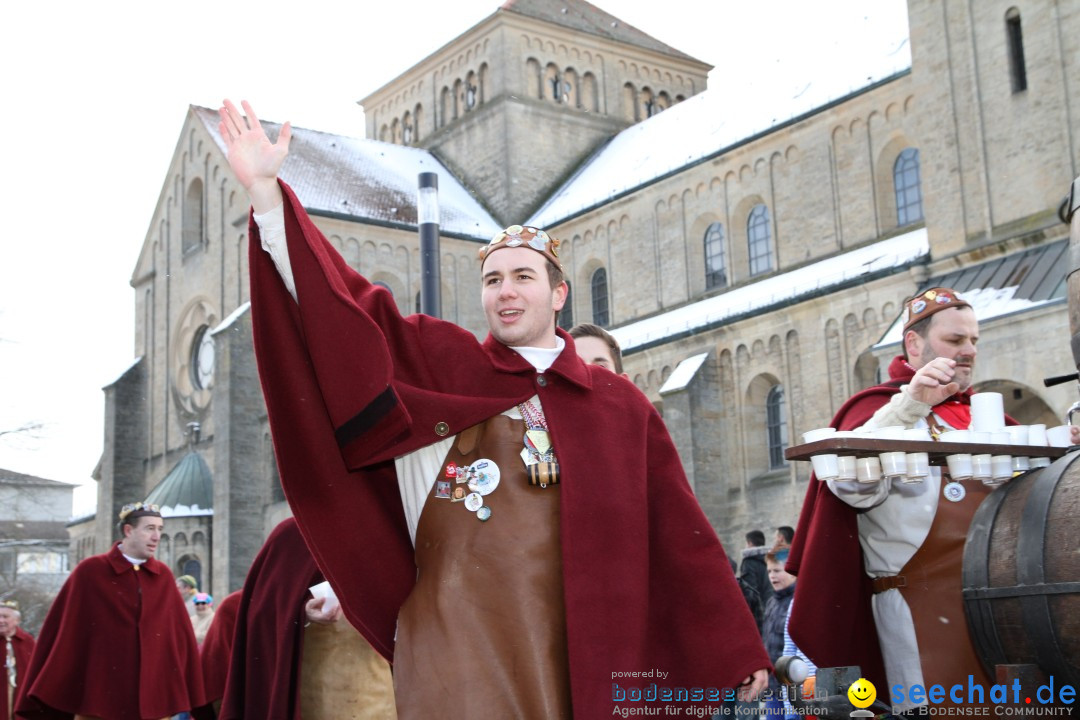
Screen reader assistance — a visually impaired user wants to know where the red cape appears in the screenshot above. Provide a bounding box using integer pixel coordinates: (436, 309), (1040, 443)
(247, 182), (769, 716)
(199, 590), (242, 706)
(17, 545), (207, 720)
(218, 518), (323, 720)
(786, 356), (1007, 689)
(4, 626), (35, 720)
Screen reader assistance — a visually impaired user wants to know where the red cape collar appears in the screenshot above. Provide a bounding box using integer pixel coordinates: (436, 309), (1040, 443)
(107, 543), (162, 575)
(481, 329), (593, 391)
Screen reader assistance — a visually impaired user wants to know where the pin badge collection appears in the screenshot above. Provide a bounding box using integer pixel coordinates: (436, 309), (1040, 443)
(436, 399), (559, 522)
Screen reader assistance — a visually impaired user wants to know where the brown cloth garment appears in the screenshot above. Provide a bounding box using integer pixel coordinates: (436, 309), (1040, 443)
(299, 619), (396, 720)
(895, 477), (993, 702)
(393, 414), (572, 720)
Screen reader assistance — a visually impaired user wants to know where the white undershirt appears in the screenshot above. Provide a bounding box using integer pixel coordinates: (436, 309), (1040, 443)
(253, 204), (563, 545)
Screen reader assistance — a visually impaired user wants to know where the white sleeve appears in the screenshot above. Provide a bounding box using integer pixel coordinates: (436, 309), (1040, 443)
(253, 203), (297, 302)
(855, 385), (931, 431)
(826, 476), (890, 509)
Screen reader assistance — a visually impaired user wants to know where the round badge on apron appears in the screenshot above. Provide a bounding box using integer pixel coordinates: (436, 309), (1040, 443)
(464, 492), (484, 512)
(943, 481), (966, 502)
(467, 459), (500, 496)
(476, 506), (492, 522)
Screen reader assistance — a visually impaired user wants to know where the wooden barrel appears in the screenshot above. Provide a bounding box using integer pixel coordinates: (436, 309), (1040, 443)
(963, 449), (1080, 686)
(1069, 175), (1080, 370)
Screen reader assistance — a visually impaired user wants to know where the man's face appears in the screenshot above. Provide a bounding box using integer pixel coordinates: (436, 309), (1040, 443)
(481, 248), (566, 348)
(0, 607), (18, 638)
(176, 580), (194, 598)
(574, 335), (618, 372)
(767, 561), (795, 592)
(121, 516), (164, 560)
(195, 601), (211, 614)
(907, 307), (979, 391)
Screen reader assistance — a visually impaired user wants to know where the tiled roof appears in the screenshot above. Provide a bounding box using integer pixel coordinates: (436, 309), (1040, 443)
(0, 468), (68, 487)
(500, 0), (705, 64)
(192, 107), (501, 241)
(876, 239), (1069, 348)
(528, 48), (911, 229)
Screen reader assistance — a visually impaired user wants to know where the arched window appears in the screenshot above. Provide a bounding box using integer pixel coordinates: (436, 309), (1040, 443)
(558, 282), (573, 330)
(415, 291), (421, 314)
(747, 204), (772, 276)
(465, 71), (478, 110)
(591, 268), (609, 327)
(894, 148), (924, 226)
(1006, 8), (1027, 93)
(183, 178), (203, 254)
(766, 384), (788, 469)
(704, 222), (727, 289)
(177, 555), (203, 591)
(402, 111), (413, 144)
(439, 87), (452, 128)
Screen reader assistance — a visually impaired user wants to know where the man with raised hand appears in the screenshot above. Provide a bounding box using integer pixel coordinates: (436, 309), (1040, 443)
(220, 99), (768, 718)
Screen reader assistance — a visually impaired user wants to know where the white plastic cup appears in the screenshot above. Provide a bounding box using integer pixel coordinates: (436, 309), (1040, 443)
(803, 427), (839, 481)
(1046, 425), (1072, 448)
(837, 455), (857, 481)
(879, 452), (908, 481)
(874, 425), (907, 440)
(946, 453), (974, 480)
(903, 427), (931, 483)
(856, 456), (883, 484)
(971, 392), (1005, 432)
(1028, 424), (1048, 446)
(1006, 425), (1031, 473)
(989, 431), (1013, 484)
(940, 429), (971, 444)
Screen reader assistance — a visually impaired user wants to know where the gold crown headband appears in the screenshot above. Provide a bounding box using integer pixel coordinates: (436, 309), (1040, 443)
(118, 501), (161, 523)
(1, 600), (17, 610)
(478, 225), (563, 272)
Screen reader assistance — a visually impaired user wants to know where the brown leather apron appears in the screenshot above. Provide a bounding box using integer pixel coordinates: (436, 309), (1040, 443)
(392, 414), (572, 720)
(897, 477), (993, 703)
(300, 618), (397, 719)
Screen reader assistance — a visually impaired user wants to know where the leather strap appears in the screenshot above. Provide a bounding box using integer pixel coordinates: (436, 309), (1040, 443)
(871, 574), (908, 594)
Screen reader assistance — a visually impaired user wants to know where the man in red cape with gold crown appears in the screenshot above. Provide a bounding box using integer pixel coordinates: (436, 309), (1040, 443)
(217, 98), (769, 719)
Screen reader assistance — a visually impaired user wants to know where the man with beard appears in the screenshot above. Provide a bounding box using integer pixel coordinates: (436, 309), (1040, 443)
(788, 287), (1079, 712)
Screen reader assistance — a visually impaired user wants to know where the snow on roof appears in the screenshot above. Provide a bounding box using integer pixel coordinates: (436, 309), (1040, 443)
(193, 107), (501, 240)
(874, 288), (1065, 350)
(612, 227), (928, 352)
(211, 302), (251, 336)
(528, 41), (911, 228)
(659, 352), (709, 395)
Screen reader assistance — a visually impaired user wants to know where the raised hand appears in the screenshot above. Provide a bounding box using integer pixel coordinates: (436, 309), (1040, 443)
(908, 356), (961, 406)
(218, 99), (291, 213)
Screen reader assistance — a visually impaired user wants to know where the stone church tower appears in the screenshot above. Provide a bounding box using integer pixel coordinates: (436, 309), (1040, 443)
(361, 0), (711, 225)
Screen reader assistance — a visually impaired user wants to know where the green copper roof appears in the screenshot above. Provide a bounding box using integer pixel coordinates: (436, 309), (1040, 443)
(145, 451), (214, 517)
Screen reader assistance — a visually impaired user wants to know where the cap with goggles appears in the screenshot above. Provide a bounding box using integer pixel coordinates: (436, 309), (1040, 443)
(478, 224), (563, 272)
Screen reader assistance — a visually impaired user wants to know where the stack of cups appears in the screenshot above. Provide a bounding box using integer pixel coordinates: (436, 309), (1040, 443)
(835, 431), (858, 481)
(1007, 425), (1030, 473)
(970, 393), (1006, 486)
(1029, 424), (1050, 468)
(970, 431), (993, 483)
(902, 427), (931, 483)
(989, 430), (1013, 485)
(802, 427), (839, 481)
(939, 429), (973, 480)
(875, 425), (907, 482)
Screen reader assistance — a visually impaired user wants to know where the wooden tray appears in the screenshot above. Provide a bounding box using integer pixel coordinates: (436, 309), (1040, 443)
(785, 437), (1070, 465)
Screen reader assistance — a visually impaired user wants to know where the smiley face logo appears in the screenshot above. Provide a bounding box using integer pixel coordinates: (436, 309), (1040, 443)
(847, 678), (876, 709)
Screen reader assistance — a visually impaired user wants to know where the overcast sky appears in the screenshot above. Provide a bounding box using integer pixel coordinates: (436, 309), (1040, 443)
(0, 0), (909, 516)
